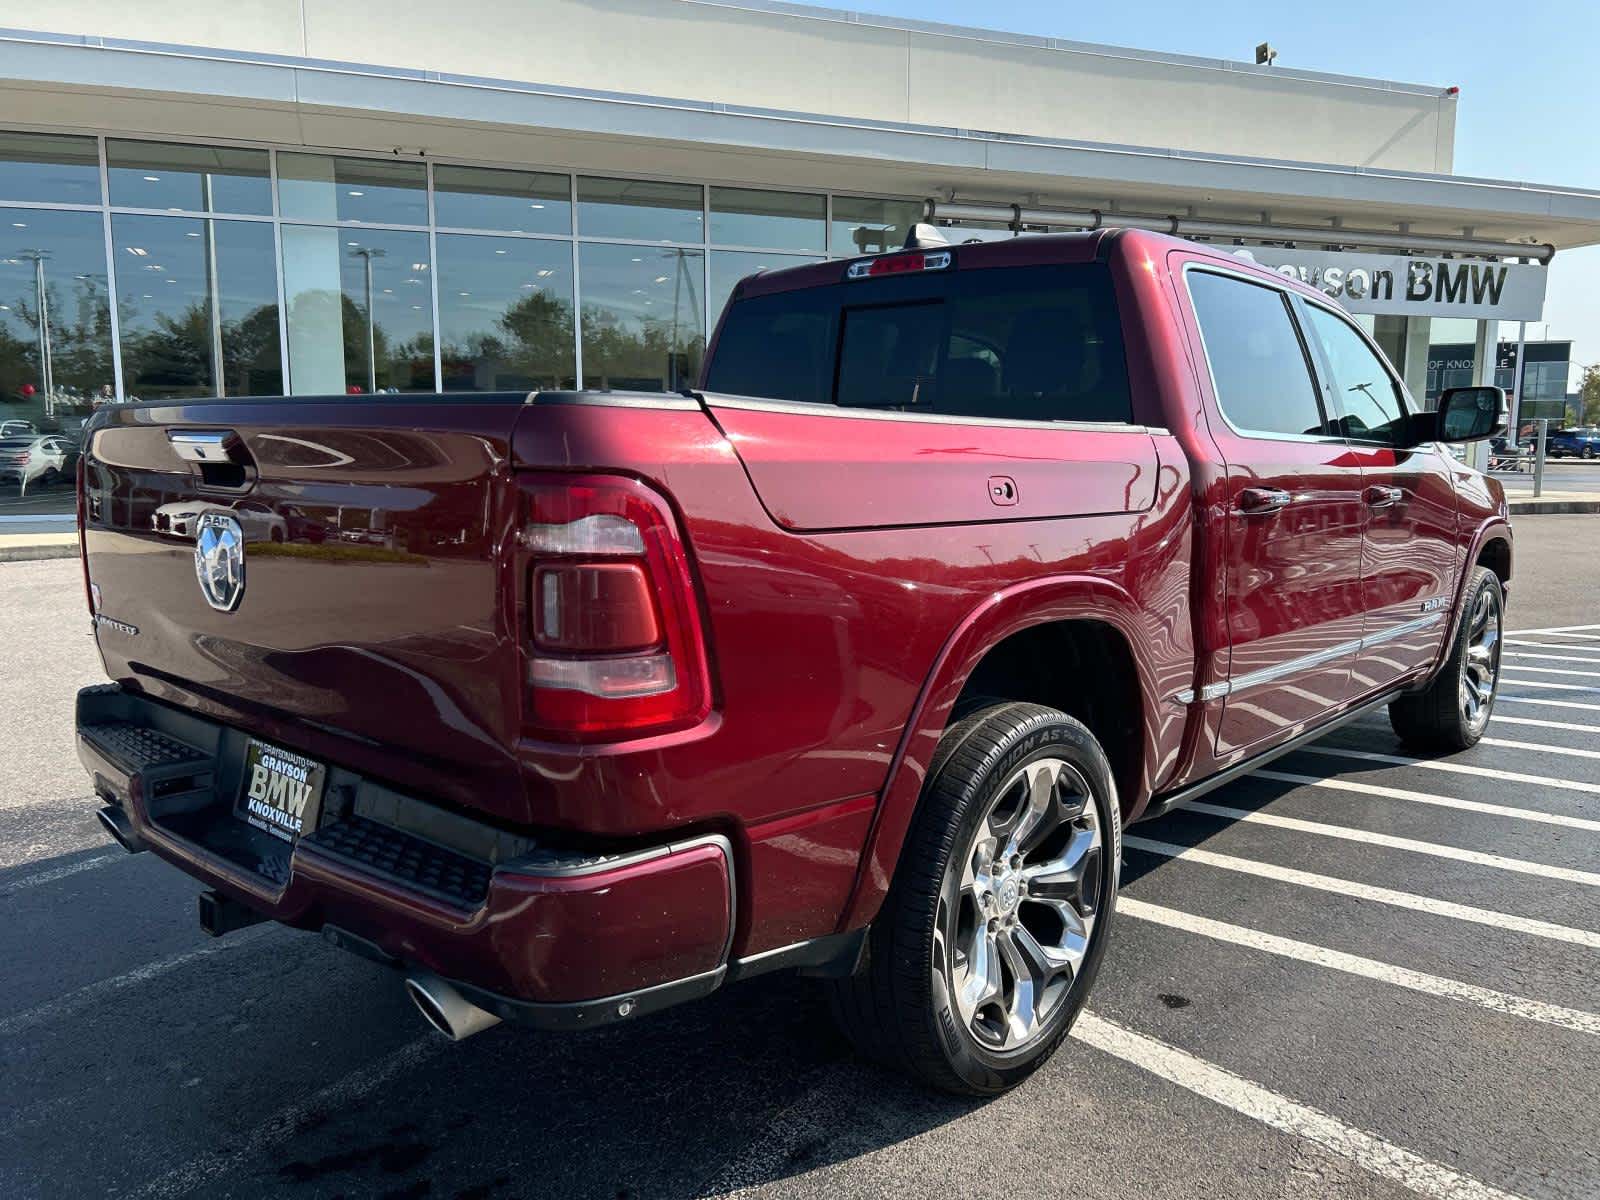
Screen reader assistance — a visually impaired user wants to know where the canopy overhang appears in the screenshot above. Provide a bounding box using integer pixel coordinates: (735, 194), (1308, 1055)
(2, 27), (1599, 257)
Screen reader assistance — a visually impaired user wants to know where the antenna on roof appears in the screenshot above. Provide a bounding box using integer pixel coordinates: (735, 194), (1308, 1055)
(1255, 42), (1278, 66)
(902, 223), (950, 250)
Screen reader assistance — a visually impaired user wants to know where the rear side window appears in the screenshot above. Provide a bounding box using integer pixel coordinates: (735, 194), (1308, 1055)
(706, 262), (1133, 423)
(1187, 270), (1330, 438)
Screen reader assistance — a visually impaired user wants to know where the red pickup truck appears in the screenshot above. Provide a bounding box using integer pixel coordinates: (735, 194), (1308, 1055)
(75, 228), (1509, 1094)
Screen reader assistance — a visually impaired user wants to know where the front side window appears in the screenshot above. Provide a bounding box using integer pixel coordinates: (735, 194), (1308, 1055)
(1187, 270), (1328, 438)
(1304, 304), (1408, 445)
(706, 262), (1132, 423)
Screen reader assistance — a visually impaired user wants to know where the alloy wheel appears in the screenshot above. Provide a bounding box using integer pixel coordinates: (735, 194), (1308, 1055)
(934, 757), (1103, 1053)
(1460, 584), (1502, 734)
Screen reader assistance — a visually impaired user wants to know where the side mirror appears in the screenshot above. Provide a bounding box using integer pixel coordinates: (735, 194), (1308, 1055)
(1436, 386), (1505, 444)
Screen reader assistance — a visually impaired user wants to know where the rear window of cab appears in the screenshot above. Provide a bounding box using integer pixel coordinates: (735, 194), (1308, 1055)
(705, 262), (1133, 424)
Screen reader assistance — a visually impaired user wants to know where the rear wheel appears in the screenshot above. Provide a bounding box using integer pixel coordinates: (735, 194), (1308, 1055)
(1389, 566), (1503, 751)
(829, 702), (1119, 1095)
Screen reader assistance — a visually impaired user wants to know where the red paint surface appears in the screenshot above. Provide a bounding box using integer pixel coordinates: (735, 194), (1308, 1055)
(79, 230), (1509, 1006)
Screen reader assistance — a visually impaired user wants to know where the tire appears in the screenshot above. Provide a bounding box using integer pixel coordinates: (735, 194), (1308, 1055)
(1388, 566), (1503, 751)
(828, 702), (1121, 1095)
(1584, 447), (1596, 461)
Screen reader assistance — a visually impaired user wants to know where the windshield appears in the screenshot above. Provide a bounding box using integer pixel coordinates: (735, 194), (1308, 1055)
(705, 261), (1132, 424)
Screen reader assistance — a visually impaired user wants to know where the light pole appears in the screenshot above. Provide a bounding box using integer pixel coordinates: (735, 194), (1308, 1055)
(349, 246), (386, 394)
(18, 249), (53, 417)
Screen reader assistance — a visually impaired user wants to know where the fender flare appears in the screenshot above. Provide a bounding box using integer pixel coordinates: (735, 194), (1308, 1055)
(835, 574), (1169, 933)
(1417, 516), (1513, 691)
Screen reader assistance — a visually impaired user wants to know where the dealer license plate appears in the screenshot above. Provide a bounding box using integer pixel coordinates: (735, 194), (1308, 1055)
(235, 739), (327, 844)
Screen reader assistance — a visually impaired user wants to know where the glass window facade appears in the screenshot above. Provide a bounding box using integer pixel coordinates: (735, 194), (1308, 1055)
(832, 195), (923, 256)
(113, 214), (280, 400)
(437, 233), (574, 391)
(107, 140), (272, 215)
(434, 165), (570, 235)
(709, 187), (825, 252)
(580, 243), (705, 391)
(0, 126), (932, 512)
(0, 132), (101, 205)
(278, 153), (428, 226)
(577, 176), (703, 243)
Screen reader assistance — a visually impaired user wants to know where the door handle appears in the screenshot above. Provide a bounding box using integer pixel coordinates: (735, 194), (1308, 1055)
(1364, 485), (1403, 509)
(1237, 486), (1292, 516)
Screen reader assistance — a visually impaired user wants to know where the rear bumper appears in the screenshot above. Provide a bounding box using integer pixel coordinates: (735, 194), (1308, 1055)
(76, 685), (735, 1027)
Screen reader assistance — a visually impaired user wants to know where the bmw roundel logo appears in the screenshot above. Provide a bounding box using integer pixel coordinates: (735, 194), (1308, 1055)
(194, 512), (246, 612)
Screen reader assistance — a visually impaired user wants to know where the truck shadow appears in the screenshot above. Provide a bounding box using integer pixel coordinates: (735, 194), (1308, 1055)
(249, 969), (984, 1200)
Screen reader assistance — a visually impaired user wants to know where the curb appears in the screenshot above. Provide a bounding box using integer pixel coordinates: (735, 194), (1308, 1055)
(1507, 499), (1600, 515)
(0, 543), (79, 563)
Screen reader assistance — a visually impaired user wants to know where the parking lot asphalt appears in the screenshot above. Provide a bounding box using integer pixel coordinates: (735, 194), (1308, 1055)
(3, 517), (1598, 1200)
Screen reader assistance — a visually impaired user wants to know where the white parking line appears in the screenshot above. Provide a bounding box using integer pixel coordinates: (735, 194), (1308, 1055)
(1504, 624), (1600, 637)
(1182, 800), (1600, 887)
(1253, 768), (1600, 830)
(1123, 835), (1600, 950)
(1493, 713), (1600, 735)
(1119, 898), (1600, 1036)
(3, 853), (121, 893)
(1499, 695), (1600, 713)
(0, 926), (277, 1038)
(1506, 650), (1600, 665)
(1499, 663), (1600, 678)
(1480, 736), (1600, 762)
(1072, 1014), (1529, 1200)
(1497, 676), (1600, 692)
(1294, 746), (1600, 798)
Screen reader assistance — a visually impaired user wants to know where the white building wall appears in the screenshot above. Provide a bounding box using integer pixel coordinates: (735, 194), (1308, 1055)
(7, 0), (1456, 172)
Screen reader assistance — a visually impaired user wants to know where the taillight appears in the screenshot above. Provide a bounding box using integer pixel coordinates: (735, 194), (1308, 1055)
(517, 474), (712, 741)
(845, 249), (952, 279)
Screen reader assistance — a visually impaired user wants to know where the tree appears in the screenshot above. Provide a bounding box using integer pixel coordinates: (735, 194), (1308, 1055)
(1581, 363), (1600, 427)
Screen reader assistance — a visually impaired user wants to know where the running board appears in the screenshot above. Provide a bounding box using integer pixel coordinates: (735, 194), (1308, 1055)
(1140, 690), (1401, 822)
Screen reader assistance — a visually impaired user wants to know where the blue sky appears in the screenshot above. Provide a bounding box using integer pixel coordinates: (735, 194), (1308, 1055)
(836, 0), (1600, 374)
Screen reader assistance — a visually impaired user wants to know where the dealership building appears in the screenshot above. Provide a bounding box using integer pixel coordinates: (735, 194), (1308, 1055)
(4, 0), (1600, 515)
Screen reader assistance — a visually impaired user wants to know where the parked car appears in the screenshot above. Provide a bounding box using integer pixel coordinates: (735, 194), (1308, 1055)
(0, 434), (72, 493)
(1546, 426), (1600, 458)
(74, 228), (1511, 1095)
(0, 419), (36, 438)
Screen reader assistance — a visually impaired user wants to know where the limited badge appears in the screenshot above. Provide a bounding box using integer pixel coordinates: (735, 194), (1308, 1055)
(194, 511), (246, 612)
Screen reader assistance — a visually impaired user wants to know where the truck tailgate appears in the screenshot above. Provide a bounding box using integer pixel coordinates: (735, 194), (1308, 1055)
(81, 397), (530, 825)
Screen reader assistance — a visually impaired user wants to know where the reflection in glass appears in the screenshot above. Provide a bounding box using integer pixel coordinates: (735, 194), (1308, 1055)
(278, 154), (428, 226)
(708, 250), (820, 328)
(437, 234), (574, 391)
(0, 132), (101, 206)
(0, 208), (114, 427)
(107, 141), (272, 215)
(830, 196), (923, 256)
(433, 165), (571, 234)
(577, 177), (703, 243)
(112, 215), (281, 400)
(281, 226), (433, 394)
(709, 188), (825, 252)
(579, 243), (704, 391)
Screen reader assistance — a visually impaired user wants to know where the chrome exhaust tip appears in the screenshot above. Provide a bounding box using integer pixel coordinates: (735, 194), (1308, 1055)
(404, 972), (502, 1041)
(97, 806), (147, 854)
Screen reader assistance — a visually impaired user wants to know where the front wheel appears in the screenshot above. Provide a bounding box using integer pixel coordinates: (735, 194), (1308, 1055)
(1389, 566), (1503, 751)
(829, 702), (1120, 1095)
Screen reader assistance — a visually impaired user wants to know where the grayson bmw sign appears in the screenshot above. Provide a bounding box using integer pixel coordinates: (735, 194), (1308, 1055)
(194, 512), (246, 612)
(1233, 248), (1548, 321)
